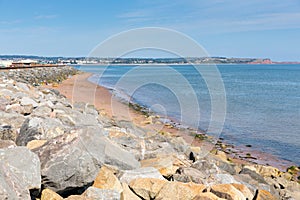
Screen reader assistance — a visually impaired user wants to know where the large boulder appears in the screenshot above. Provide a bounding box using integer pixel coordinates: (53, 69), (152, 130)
(119, 167), (165, 184)
(210, 184), (246, 200)
(33, 127), (140, 192)
(0, 111), (25, 141)
(93, 166), (122, 192)
(0, 147), (41, 199)
(16, 117), (67, 146)
(129, 178), (206, 200)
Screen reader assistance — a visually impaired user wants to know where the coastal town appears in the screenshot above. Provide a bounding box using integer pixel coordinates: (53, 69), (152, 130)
(1, 55), (296, 68)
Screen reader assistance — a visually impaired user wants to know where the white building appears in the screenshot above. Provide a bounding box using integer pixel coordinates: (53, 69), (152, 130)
(0, 60), (13, 68)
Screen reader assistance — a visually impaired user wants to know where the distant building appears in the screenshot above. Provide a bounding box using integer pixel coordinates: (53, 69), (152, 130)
(11, 59), (39, 67)
(0, 60), (13, 68)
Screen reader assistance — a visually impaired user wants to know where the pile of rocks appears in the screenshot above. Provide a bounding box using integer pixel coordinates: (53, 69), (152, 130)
(0, 67), (299, 199)
(0, 66), (78, 86)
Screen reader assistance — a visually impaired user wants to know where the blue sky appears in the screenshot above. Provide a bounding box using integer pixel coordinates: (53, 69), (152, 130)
(0, 0), (299, 61)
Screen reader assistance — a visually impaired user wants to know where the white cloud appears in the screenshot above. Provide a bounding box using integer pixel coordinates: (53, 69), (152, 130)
(0, 19), (22, 25)
(35, 14), (58, 20)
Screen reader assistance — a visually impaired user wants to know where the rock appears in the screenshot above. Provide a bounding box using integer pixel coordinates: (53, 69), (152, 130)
(0, 140), (16, 149)
(155, 182), (206, 200)
(169, 136), (189, 153)
(253, 189), (278, 200)
(0, 98), (10, 111)
(254, 165), (281, 178)
(20, 96), (39, 108)
(55, 109), (100, 127)
(239, 167), (267, 184)
(121, 183), (140, 200)
(6, 103), (33, 115)
(26, 139), (47, 150)
(17, 117), (66, 146)
(231, 183), (254, 200)
(214, 174), (239, 184)
(34, 127), (140, 192)
(83, 187), (121, 200)
(173, 167), (207, 184)
(15, 82), (30, 92)
(143, 142), (176, 159)
(0, 146), (41, 189)
(215, 150), (228, 162)
(193, 192), (226, 200)
(129, 178), (167, 199)
(129, 178), (206, 200)
(0, 112), (25, 141)
(119, 167), (164, 184)
(41, 188), (63, 200)
(210, 184), (245, 200)
(0, 124), (15, 141)
(64, 195), (87, 200)
(140, 154), (182, 177)
(32, 105), (53, 117)
(93, 166), (122, 192)
(0, 165), (31, 200)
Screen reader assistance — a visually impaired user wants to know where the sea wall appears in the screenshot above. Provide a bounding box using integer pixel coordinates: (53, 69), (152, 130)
(0, 67), (299, 199)
(0, 66), (78, 86)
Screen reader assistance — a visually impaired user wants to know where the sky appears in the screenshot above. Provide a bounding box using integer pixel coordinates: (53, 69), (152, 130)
(0, 0), (299, 61)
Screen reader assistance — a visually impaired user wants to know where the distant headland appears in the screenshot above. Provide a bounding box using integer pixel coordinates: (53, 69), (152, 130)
(0, 55), (299, 68)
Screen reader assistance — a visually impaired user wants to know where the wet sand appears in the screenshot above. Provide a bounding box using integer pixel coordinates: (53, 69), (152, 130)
(44, 71), (296, 171)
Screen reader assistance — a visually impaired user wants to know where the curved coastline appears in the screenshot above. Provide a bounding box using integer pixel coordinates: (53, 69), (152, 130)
(61, 70), (298, 171)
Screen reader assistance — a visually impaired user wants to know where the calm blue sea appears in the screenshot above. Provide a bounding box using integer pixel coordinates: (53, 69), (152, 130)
(75, 64), (300, 165)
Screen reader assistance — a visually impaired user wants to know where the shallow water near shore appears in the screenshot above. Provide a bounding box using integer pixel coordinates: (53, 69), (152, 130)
(75, 64), (300, 165)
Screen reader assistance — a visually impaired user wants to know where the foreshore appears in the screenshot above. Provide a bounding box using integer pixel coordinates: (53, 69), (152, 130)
(0, 66), (299, 199)
(50, 71), (296, 170)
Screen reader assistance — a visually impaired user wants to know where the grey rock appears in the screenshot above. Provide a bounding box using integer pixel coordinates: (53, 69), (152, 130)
(0, 98), (10, 111)
(240, 167), (267, 184)
(119, 167), (165, 184)
(0, 140), (16, 149)
(144, 142), (176, 159)
(31, 105), (53, 117)
(55, 108), (100, 128)
(15, 82), (30, 91)
(173, 167), (207, 184)
(6, 103), (33, 115)
(214, 173), (239, 184)
(0, 111), (25, 141)
(84, 187), (120, 200)
(20, 96), (39, 108)
(17, 117), (66, 146)
(0, 147), (41, 190)
(33, 127), (140, 192)
(0, 125), (14, 141)
(0, 165), (31, 200)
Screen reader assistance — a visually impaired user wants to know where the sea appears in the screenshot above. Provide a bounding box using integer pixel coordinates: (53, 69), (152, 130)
(75, 64), (300, 165)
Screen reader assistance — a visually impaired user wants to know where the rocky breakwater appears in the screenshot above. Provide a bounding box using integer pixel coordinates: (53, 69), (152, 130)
(0, 67), (299, 199)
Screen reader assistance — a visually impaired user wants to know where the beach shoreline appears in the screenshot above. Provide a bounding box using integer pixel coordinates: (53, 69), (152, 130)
(45, 70), (297, 172)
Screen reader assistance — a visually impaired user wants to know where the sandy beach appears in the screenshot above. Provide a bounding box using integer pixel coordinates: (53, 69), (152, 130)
(45, 71), (297, 171)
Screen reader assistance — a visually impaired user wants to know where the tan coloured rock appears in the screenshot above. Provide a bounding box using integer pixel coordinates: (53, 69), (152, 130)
(121, 183), (140, 200)
(210, 184), (245, 200)
(129, 178), (167, 199)
(64, 195), (88, 200)
(41, 189), (63, 200)
(193, 192), (226, 200)
(140, 155), (179, 176)
(93, 166), (123, 192)
(254, 165), (281, 177)
(253, 189), (278, 200)
(231, 183), (254, 200)
(26, 140), (47, 150)
(190, 146), (202, 154)
(215, 150), (228, 162)
(155, 181), (206, 200)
